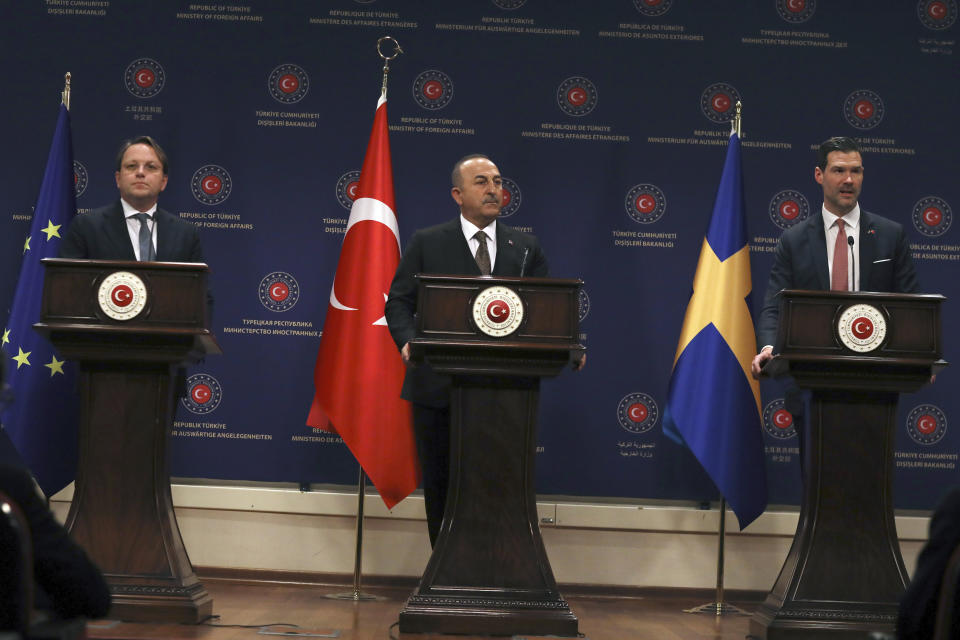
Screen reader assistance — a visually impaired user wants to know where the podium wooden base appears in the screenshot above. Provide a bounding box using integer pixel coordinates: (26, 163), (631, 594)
(748, 390), (905, 639)
(66, 364), (211, 623)
(399, 597), (578, 636)
(108, 579), (213, 624)
(398, 378), (578, 636)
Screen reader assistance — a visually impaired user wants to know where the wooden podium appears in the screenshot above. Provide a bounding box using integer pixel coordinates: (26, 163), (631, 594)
(397, 275), (584, 636)
(34, 258), (220, 623)
(751, 290), (947, 639)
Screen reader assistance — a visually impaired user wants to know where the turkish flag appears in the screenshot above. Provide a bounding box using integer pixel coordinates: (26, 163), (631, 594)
(307, 93), (419, 509)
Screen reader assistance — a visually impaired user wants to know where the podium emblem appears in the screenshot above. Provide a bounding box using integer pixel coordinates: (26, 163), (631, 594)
(837, 303), (887, 352)
(98, 271), (147, 321)
(472, 286), (524, 337)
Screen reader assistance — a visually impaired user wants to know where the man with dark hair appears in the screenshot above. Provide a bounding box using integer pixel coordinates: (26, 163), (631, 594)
(385, 154), (556, 547)
(751, 136), (919, 377)
(59, 135), (203, 262)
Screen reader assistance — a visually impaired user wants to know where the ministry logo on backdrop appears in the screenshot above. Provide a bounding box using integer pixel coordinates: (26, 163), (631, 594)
(259, 271), (300, 312)
(769, 189), (811, 230)
(624, 183), (667, 224)
(73, 161), (88, 198)
(763, 399), (797, 439)
(912, 196), (953, 237)
(776, 0), (816, 23)
(268, 64), (310, 104)
(918, 0), (958, 29)
(557, 76), (598, 117)
(124, 58), (165, 98)
(190, 165), (232, 205)
(336, 170), (362, 210)
(700, 82), (742, 124)
(413, 70), (454, 110)
(499, 177), (522, 218)
(843, 90), (885, 130)
(493, 0), (527, 8)
(181, 373), (224, 415)
(617, 392), (659, 434)
(906, 404), (948, 445)
(633, 0), (673, 16)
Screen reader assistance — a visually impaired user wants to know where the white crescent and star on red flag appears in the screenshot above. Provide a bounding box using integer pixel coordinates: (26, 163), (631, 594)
(328, 96), (400, 327)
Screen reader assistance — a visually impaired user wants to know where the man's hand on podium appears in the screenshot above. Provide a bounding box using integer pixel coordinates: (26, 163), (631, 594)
(751, 346), (773, 380)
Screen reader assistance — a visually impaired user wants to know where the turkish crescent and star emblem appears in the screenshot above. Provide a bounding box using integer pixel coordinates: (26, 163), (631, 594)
(837, 303), (887, 353)
(307, 91), (419, 510)
(328, 98), (401, 328)
(98, 271), (147, 321)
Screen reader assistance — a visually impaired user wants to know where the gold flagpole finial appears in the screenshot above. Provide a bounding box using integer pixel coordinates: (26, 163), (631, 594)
(733, 100), (742, 138)
(376, 36), (402, 98)
(62, 72), (71, 110)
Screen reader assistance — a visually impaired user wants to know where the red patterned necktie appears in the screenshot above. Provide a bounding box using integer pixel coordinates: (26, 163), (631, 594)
(831, 218), (848, 291)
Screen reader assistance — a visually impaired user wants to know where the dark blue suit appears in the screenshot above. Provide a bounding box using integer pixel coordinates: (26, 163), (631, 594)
(384, 218), (548, 545)
(756, 210), (919, 349)
(59, 201), (203, 262)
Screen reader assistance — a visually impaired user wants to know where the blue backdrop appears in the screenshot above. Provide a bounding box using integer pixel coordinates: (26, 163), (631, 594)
(1, 0), (957, 511)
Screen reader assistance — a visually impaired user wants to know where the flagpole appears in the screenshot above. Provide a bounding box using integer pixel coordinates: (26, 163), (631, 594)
(684, 101), (751, 617)
(325, 37), (403, 603)
(62, 72), (71, 110)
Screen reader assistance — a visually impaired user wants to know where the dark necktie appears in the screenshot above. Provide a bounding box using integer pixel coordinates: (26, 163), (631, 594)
(134, 213), (155, 261)
(831, 218), (848, 291)
(474, 230), (491, 275)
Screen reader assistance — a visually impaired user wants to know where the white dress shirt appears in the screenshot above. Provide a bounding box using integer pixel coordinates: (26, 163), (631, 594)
(460, 215), (497, 273)
(120, 198), (158, 260)
(822, 203), (861, 292)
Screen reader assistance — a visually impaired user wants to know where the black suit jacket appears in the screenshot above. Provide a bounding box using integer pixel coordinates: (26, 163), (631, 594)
(0, 464), (111, 623)
(756, 210), (919, 349)
(897, 489), (960, 639)
(59, 201), (203, 262)
(385, 218), (549, 407)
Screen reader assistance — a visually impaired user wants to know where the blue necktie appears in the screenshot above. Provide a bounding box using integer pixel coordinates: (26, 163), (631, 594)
(134, 213), (155, 261)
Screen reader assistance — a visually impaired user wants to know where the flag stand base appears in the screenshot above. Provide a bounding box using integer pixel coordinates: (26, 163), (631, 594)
(683, 498), (751, 617)
(323, 468), (384, 602)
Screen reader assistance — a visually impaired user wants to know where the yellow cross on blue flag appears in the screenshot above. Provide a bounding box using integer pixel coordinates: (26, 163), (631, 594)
(662, 127), (767, 529)
(0, 102), (79, 495)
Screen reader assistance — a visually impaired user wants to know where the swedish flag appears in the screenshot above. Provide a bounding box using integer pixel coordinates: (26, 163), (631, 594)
(663, 129), (767, 528)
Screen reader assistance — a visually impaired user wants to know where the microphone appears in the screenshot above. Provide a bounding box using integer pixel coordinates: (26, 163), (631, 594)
(847, 235), (856, 291)
(520, 247), (529, 277)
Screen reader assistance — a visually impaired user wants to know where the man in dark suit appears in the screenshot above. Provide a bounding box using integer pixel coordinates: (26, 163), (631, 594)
(751, 136), (919, 377)
(0, 360), (111, 629)
(385, 154), (564, 547)
(59, 136), (203, 262)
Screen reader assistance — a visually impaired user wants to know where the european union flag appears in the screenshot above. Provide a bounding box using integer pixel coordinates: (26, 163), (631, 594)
(1, 103), (79, 495)
(663, 129), (768, 528)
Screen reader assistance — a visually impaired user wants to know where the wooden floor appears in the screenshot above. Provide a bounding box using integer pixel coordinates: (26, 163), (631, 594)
(85, 579), (760, 640)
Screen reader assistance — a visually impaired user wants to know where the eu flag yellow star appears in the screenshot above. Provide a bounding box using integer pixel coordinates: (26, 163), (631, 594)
(42, 220), (62, 241)
(1, 329), (9, 348)
(23, 235), (31, 254)
(12, 347), (31, 369)
(45, 355), (66, 376)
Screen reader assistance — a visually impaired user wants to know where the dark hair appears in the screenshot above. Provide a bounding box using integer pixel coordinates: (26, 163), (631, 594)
(451, 153), (491, 188)
(115, 136), (169, 175)
(817, 137), (861, 170)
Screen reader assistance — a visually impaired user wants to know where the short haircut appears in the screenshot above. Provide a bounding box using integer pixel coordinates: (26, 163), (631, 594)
(451, 153), (491, 188)
(817, 136), (861, 170)
(115, 136), (169, 175)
